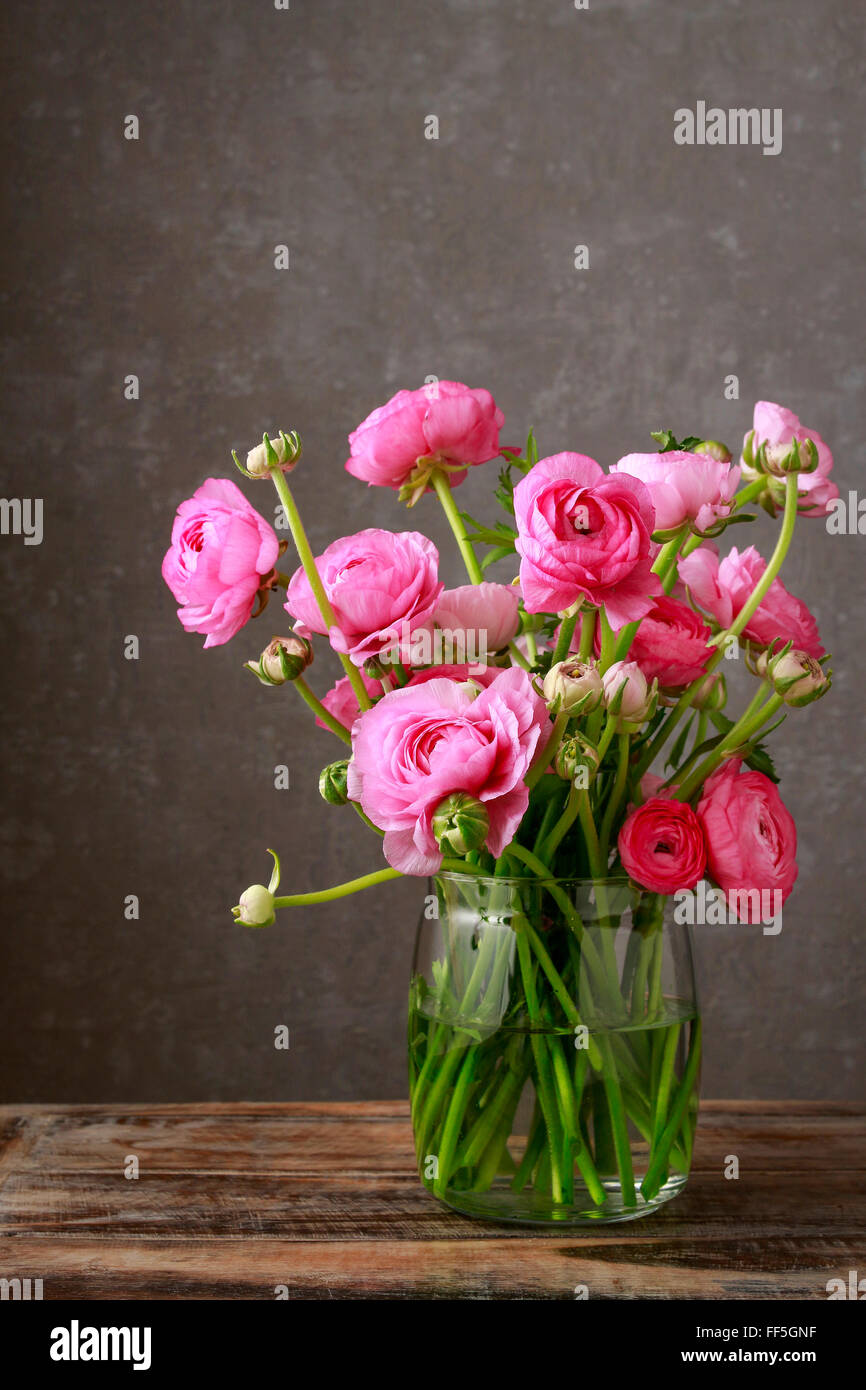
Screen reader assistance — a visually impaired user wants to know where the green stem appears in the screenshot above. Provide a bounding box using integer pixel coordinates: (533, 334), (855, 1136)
(515, 931), (565, 1204)
(508, 641), (532, 672)
(676, 691), (784, 801)
(651, 524), (689, 595)
(292, 676), (352, 745)
(431, 469), (483, 584)
(274, 867), (401, 907)
(720, 472), (800, 643)
(577, 609), (597, 661)
(269, 469), (372, 712)
(635, 473), (799, 783)
(526, 709), (568, 790)
(540, 782), (581, 863)
(597, 609), (617, 672)
(599, 733), (630, 862)
(551, 611), (579, 666)
(641, 1019), (702, 1200)
(432, 1048), (478, 1195)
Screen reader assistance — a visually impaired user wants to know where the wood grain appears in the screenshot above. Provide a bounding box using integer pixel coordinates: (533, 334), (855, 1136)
(0, 1101), (862, 1299)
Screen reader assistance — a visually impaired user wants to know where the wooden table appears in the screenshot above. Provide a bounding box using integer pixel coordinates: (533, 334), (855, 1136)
(0, 1100), (862, 1300)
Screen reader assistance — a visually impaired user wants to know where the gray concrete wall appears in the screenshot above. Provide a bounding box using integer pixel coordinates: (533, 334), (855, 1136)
(1, 0), (863, 1101)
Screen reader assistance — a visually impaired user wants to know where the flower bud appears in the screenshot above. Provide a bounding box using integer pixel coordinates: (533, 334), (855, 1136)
(542, 659), (603, 715)
(363, 655), (390, 680)
(431, 792), (490, 858)
(247, 634), (314, 685)
(758, 436), (819, 478)
(691, 671), (726, 711)
(602, 660), (657, 724)
(768, 649), (831, 707)
(241, 430), (303, 479)
(693, 439), (732, 464)
(232, 884), (275, 928)
(319, 759), (350, 805)
(554, 732), (601, 784)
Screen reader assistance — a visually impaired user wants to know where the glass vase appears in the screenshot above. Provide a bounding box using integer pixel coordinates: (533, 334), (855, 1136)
(408, 872), (701, 1225)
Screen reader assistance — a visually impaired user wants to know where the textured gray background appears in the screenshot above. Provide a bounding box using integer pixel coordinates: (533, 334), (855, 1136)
(1, 0), (863, 1102)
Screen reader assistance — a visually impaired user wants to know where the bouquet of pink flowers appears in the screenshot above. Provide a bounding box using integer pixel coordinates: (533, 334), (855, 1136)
(163, 383), (834, 1223)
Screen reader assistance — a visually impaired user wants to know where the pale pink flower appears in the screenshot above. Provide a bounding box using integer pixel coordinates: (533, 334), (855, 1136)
(602, 660), (654, 722)
(611, 450), (740, 533)
(746, 401), (837, 518)
(433, 583), (520, 657)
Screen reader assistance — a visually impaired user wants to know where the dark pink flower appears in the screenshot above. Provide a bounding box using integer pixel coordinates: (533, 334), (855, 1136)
(618, 797), (707, 894)
(678, 545), (824, 658)
(345, 381), (504, 491)
(697, 760), (798, 921)
(513, 453), (661, 626)
(628, 595), (714, 688)
(285, 528), (443, 667)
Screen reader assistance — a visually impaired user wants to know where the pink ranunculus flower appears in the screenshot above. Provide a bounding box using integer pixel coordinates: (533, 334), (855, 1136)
(406, 664), (501, 690)
(746, 401), (838, 518)
(433, 582), (521, 658)
(513, 453), (661, 625)
(347, 667), (550, 875)
(628, 595), (714, 688)
(618, 797), (707, 894)
(678, 544), (824, 658)
(345, 381), (504, 491)
(315, 662), (500, 733)
(316, 670), (383, 732)
(161, 478), (279, 648)
(697, 760), (798, 921)
(610, 450), (740, 534)
(285, 528), (443, 668)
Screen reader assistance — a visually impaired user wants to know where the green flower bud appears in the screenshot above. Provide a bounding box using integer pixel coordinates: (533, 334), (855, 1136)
(319, 759), (351, 805)
(691, 671), (727, 711)
(554, 733), (601, 784)
(542, 659), (603, 715)
(693, 439), (732, 464)
(432, 792), (490, 858)
(240, 430), (303, 479)
(247, 635), (314, 686)
(232, 884), (275, 928)
(363, 655), (389, 680)
(768, 649), (832, 707)
(757, 436), (819, 479)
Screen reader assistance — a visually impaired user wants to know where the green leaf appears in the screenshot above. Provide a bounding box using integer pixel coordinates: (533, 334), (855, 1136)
(650, 428), (703, 453)
(742, 742), (780, 783)
(481, 544), (517, 571)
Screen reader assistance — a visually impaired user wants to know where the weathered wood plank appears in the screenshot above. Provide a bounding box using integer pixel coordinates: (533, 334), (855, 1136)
(0, 1102), (862, 1175)
(0, 1234), (850, 1300)
(0, 1102), (862, 1300)
(0, 1170), (862, 1240)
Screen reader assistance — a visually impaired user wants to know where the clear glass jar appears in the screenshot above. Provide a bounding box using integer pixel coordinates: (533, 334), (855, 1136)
(408, 873), (701, 1225)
